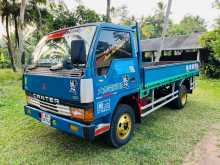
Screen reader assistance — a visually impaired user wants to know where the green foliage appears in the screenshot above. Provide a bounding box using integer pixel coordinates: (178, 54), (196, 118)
(200, 29), (220, 78)
(0, 0), (50, 46)
(25, 4), (53, 35)
(0, 69), (22, 81)
(215, 17), (220, 28)
(0, 52), (4, 62)
(119, 1), (169, 39)
(140, 1), (167, 38)
(169, 15), (207, 36)
(48, 5), (101, 32)
(139, 16), (172, 39)
(141, 23), (155, 38)
(202, 64), (220, 78)
(0, 48), (10, 68)
(48, 4), (77, 31)
(75, 5), (101, 25)
(214, 1), (220, 9)
(21, 3), (102, 65)
(200, 1), (220, 78)
(0, 0), (53, 71)
(114, 4), (207, 39)
(200, 29), (220, 59)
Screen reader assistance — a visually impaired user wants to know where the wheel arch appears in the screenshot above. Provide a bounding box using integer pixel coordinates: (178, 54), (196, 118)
(114, 93), (141, 124)
(178, 78), (191, 92)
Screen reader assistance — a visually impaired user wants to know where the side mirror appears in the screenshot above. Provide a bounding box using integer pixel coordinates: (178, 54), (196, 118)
(71, 40), (86, 65)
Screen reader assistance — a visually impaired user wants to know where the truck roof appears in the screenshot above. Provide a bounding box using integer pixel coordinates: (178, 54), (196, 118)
(48, 22), (135, 35)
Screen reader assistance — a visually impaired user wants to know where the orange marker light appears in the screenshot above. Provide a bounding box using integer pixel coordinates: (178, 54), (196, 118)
(70, 108), (94, 123)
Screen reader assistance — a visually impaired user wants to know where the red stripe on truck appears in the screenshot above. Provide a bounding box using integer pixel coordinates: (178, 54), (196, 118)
(95, 124), (110, 136)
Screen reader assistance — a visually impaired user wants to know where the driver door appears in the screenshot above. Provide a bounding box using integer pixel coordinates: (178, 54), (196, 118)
(93, 29), (139, 118)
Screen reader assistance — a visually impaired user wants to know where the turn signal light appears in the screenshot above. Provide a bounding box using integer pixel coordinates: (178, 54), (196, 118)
(70, 107), (94, 123)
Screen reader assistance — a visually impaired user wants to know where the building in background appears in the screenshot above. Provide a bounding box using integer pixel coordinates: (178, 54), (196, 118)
(141, 33), (209, 66)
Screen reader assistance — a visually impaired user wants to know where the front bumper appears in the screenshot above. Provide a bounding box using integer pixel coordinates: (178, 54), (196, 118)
(24, 105), (95, 141)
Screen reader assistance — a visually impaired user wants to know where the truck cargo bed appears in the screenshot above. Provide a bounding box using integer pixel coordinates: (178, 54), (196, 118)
(142, 61), (199, 89)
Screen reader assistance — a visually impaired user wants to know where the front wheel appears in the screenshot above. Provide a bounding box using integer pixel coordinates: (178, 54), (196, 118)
(108, 104), (135, 148)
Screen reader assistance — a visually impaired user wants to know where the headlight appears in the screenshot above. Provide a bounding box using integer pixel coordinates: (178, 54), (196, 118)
(70, 107), (93, 123)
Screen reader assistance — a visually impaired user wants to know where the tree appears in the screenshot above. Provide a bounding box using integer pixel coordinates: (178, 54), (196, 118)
(151, 1), (166, 37)
(18, 0), (27, 67)
(0, 0), (19, 71)
(0, 0), (50, 71)
(155, 0), (172, 62)
(200, 29), (220, 59)
(27, 0), (47, 38)
(140, 22), (155, 38)
(214, 1), (220, 28)
(215, 17), (220, 28)
(214, 0), (220, 9)
(48, 3), (77, 30)
(199, 29), (220, 78)
(75, 5), (101, 24)
(111, 5), (129, 23)
(49, 5), (101, 31)
(106, 0), (111, 22)
(197, 1), (220, 78)
(116, 1), (170, 39)
(169, 15), (207, 36)
(138, 1), (171, 38)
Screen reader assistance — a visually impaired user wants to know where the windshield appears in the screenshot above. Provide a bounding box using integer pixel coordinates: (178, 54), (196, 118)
(31, 26), (96, 67)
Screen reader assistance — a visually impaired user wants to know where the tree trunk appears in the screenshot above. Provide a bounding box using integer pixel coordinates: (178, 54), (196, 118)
(106, 0), (111, 22)
(155, 0), (172, 62)
(18, 0), (27, 67)
(14, 16), (19, 47)
(35, 2), (42, 40)
(5, 15), (17, 72)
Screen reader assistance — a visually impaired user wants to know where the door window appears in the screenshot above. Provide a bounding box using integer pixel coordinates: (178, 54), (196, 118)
(95, 30), (132, 76)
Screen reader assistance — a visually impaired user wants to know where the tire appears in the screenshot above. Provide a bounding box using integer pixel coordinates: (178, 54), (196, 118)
(169, 85), (188, 109)
(108, 104), (135, 148)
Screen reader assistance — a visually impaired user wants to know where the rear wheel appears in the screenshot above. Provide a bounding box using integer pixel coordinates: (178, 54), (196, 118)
(169, 85), (188, 109)
(108, 104), (135, 148)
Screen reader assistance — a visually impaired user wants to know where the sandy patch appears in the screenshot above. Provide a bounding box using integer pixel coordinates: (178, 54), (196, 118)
(182, 124), (220, 165)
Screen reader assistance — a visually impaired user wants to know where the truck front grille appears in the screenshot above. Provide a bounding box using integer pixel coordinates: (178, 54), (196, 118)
(28, 97), (71, 116)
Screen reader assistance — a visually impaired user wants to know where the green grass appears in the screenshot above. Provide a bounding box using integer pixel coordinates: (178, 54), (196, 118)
(0, 69), (220, 165)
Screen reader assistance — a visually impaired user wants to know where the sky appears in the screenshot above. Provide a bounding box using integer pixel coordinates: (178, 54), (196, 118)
(68, 0), (219, 29)
(0, 0), (219, 36)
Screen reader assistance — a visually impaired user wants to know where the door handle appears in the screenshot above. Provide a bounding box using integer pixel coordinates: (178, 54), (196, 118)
(129, 77), (136, 82)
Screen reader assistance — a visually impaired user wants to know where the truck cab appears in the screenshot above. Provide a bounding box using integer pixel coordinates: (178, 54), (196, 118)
(23, 22), (199, 148)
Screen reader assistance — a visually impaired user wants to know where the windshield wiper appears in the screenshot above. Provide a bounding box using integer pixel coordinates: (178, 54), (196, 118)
(49, 58), (86, 71)
(50, 63), (64, 71)
(27, 64), (38, 70)
(72, 63), (85, 69)
(50, 58), (73, 71)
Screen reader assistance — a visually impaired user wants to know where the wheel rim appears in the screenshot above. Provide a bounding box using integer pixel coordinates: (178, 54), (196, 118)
(181, 92), (187, 105)
(116, 113), (132, 140)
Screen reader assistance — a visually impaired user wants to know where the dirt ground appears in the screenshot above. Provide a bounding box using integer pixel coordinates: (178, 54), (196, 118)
(182, 124), (220, 165)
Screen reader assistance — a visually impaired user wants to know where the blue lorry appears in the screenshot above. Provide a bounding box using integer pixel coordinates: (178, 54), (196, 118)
(23, 22), (199, 148)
